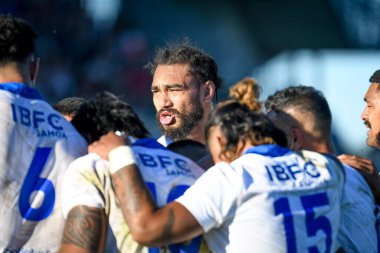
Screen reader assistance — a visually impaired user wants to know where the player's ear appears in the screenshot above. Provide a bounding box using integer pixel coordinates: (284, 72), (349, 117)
(290, 127), (304, 150)
(202, 80), (215, 103)
(29, 56), (40, 86)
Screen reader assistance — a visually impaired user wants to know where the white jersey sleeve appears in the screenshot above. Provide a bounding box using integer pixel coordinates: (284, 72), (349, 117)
(0, 83), (87, 253)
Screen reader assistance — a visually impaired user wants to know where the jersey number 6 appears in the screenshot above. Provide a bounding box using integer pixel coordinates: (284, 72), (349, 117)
(18, 147), (55, 221)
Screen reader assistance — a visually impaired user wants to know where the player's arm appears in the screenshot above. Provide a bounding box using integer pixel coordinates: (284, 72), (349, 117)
(59, 206), (106, 253)
(338, 154), (380, 204)
(89, 132), (204, 246)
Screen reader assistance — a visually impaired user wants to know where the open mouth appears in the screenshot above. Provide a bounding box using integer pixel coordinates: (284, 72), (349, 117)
(159, 111), (176, 125)
(364, 121), (372, 133)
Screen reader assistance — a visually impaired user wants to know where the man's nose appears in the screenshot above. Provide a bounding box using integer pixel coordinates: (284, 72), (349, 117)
(160, 91), (173, 108)
(361, 108), (368, 121)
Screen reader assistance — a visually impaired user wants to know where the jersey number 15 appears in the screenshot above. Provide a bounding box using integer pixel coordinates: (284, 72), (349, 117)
(274, 192), (332, 253)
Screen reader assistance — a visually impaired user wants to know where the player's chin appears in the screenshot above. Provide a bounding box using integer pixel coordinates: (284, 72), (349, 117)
(367, 138), (379, 148)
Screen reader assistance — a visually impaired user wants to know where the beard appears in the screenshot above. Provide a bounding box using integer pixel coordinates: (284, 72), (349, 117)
(156, 99), (204, 141)
(376, 132), (380, 148)
(364, 120), (380, 148)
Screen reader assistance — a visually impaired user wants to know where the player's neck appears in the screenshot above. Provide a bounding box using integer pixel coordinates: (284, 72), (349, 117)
(305, 139), (335, 155)
(183, 124), (206, 145)
(0, 64), (29, 85)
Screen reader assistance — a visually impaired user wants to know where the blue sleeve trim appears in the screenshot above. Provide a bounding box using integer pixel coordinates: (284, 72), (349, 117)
(244, 144), (291, 157)
(0, 82), (44, 100)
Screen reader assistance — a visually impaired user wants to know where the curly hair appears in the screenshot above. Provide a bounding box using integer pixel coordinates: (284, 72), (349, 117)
(229, 77), (262, 111)
(0, 14), (37, 65)
(206, 100), (287, 162)
(264, 85), (332, 130)
(71, 91), (149, 144)
(146, 40), (222, 91)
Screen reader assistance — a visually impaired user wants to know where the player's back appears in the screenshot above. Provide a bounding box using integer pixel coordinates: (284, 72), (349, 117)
(0, 83), (87, 252)
(63, 138), (209, 253)
(197, 145), (345, 252)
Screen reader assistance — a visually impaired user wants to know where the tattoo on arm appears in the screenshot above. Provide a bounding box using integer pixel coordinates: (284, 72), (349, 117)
(61, 206), (106, 253)
(111, 165), (203, 245)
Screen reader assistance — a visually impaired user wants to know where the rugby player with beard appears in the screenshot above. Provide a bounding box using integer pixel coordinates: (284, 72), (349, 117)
(146, 42), (222, 146)
(339, 70), (380, 206)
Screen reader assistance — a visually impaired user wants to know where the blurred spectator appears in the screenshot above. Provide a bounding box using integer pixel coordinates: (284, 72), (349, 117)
(7, 0), (151, 112)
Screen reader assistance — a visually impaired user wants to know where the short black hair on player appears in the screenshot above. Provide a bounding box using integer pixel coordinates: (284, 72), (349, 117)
(265, 85), (332, 131)
(0, 14), (37, 66)
(206, 100), (287, 161)
(53, 97), (87, 119)
(369, 70), (380, 87)
(72, 91), (149, 144)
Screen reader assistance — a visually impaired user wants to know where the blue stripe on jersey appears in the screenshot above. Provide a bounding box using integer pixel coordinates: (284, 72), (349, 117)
(0, 82), (44, 100)
(132, 138), (167, 150)
(244, 144), (291, 158)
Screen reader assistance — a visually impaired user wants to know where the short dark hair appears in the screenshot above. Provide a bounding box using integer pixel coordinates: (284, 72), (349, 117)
(53, 97), (87, 118)
(265, 85), (332, 130)
(146, 41), (222, 91)
(369, 70), (380, 86)
(0, 14), (37, 65)
(71, 91), (149, 144)
(206, 100), (287, 161)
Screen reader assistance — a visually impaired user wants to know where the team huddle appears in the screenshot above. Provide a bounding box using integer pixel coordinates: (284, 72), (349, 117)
(1, 13), (380, 253)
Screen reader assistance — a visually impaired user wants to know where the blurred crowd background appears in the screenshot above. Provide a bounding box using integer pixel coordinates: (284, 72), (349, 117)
(2, 0), (380, 164)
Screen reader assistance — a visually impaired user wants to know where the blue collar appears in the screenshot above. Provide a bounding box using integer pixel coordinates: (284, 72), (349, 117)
(0, 82), (44, 100)
(243, 144), (291, 157)
(132, 138), (167, 150)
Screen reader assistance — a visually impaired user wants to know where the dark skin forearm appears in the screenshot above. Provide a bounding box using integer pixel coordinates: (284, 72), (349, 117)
(111, 163), (158, 231)
(111, 164), (202, 246)
(59, 206), (106, 253)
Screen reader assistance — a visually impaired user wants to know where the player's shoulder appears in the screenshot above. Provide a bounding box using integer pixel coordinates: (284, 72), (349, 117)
(168, 139), (213, 170)
(342, 163), (373, 194)
(133, 138), (197, 161)
(67, 153), (104, 173)
(297, 150), (346, 184)
(298, 150), (343, 168)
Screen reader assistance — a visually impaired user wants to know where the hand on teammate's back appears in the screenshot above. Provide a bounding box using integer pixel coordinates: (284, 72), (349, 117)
(338, 154), (380, 204)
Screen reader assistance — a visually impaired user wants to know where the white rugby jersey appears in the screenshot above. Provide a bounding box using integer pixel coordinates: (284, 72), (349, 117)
(177, 144), (345, 253)
(337, 164), (380, 253)
(0, 83), (87, 253)
(62, 138), (209, 253)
